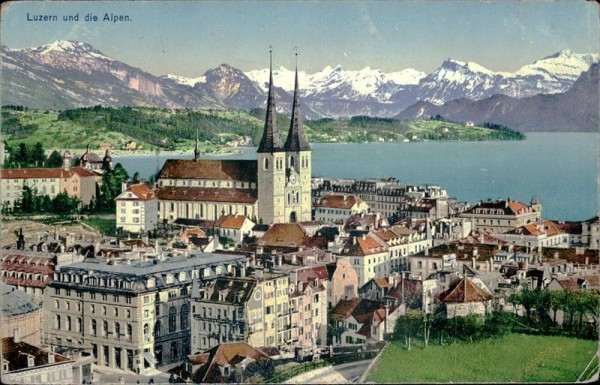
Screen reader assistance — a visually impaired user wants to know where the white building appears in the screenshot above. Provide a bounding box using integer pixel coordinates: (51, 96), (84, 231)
(116, 184), (158, 233)
(214, 214), (255, 248)
(315, 194), (369, 224)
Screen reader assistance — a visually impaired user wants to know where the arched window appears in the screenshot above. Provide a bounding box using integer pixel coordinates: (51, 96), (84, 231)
(56, 315), (61, 330)
(77, 317), (82, 332)
(180, 304), (189, 330)
(91, 320), (97, 336)
(169, 306), (177, 332)
(143, 323), (149, 335)
(115, 322), (121, 337)
(290, 156), (295, 168)
(264, 158), (269, 170)
(154, 321), (162, 337)
(66, 316), (72, 331)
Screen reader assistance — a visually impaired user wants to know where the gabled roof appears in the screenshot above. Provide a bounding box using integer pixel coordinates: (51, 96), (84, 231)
(215, 214), (249, 230)
(316, 194), (364, 209)
(117, 184), (155, 201)
(158, 159), (257, 182)
(439, 277), (493, 303)
(258, 223), (307, 248)
(203, 276), (257, 304)
(504, 221), (565, 237)
(1, 167), (95, 180)
(192, 342), (271, 383)
(342, 235), (387, 256)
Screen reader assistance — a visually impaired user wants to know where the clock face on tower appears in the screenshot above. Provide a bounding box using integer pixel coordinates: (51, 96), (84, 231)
(289, 174), (297, 184)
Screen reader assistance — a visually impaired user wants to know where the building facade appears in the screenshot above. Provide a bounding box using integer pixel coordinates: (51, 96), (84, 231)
(116, 184), (158, 233)
(43, 253), (245, 373)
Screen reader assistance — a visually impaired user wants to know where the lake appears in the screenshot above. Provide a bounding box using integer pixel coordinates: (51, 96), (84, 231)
(114, 133), (598, 221)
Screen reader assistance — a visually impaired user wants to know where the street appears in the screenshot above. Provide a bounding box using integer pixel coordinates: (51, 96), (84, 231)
(284, 359), (373, 384)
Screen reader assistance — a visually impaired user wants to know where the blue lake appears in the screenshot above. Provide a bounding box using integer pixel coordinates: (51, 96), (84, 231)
(114, 133), (599, 221)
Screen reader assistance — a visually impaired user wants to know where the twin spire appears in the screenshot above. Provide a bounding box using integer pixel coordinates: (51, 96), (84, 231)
(257, 47), (310, 153)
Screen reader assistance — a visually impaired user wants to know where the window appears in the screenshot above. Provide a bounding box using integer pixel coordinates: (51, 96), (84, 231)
(56, 315), (61, 330)
(91, 320), (97, 336)
(103, 346), (109, 366)
(169, 306), (177, 332)
(154, 321), (161, 337)
(55, 300), (60, 309)
(115, 347), (122, 369)
(77, 317), (82, 332)
(115, 322), (121, 337)
(67, 316), (72, 331)
(103, 320), (108, 337)
(171, 341), (178, 360)
(127, 324), (132, 340)
(180, 304), (189, 330)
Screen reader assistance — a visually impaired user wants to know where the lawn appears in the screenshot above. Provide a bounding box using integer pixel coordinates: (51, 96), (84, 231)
(366, 334), (598, 383)
(81, 217), (117, 236)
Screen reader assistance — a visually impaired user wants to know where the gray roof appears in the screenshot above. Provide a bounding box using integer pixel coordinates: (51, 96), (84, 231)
(58, 252), (246, 277)
(2, 285), (40, 317)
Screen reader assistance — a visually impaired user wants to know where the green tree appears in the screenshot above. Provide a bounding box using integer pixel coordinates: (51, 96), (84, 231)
(18, 185), (36, 213)
(14, 143), (29, 166)
(52, 191), (80, 215)
(47, 150), (64, 167)
(30, 142), (46, 167)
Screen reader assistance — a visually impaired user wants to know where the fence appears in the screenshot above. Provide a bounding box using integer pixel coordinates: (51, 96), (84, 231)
(262, 349), (380, 383)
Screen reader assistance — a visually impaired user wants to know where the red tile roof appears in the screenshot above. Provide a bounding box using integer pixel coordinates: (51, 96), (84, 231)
(126, 184), (155, 201)
(192, 342), (270, 383)
(158, 159), (257, 182)
(258, 223), (307, 248)
(439, 277), (493, 303)
(2, 337), (71, 371)
(343, 235), (387, 256)
(316, 194), (364, 209)
(155, 187), (257, 203)
(505, 221), (565, 236)
(1, 167), (96, 180)
(215, 214), (248, 230)
(463, 200), (533, 216)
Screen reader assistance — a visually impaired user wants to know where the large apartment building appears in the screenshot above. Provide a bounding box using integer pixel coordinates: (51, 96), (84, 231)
(459, 198), (542, 234)
(43, 253), (245, 373)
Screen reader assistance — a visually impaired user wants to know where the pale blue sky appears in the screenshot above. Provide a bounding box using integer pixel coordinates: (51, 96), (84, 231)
(2, 1), (598, 77)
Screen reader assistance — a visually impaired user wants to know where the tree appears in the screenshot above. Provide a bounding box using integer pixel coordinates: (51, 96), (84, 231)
(47, 150), (64, 167)
(549, 290), (565, 324)
(30, 142), (46, 167)
(18, 185), (36, 213)
(132, 171), (141, 184)
(14, 143), (29, 166)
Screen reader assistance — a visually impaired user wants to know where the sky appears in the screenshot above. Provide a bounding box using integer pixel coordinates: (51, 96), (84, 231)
(1, 1), (598, 77)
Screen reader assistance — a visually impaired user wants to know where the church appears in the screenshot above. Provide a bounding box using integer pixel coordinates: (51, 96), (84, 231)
(155, 53), (312, 225)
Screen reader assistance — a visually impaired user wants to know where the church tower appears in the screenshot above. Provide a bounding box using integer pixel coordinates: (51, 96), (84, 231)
(257, 48), (286, 224)
(283, 51), (312, 223)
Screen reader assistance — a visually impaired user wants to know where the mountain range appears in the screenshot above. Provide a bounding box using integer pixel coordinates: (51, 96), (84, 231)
(1, 40), (598, 130)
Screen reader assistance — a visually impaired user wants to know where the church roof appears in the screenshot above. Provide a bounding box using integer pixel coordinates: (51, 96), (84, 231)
(284, 68), (310, 152)
(158, 159), (257, 182)
(155, 187), (257, 204)
(257, 52), (284, 153)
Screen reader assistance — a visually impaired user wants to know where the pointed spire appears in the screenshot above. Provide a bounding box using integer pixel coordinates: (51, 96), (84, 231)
(194, 127), (200, 161)
(257, 46), (284, 153)
(284, 47), (311, 152)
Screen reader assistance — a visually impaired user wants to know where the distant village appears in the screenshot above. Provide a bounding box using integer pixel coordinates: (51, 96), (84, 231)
(1, 63), (598, 384)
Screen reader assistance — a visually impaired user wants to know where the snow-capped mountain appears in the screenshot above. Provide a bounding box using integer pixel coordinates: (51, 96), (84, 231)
(246, 65), (426, 103)
(1, 40), (597, 121)
(414, 50), (598, 104)
(396, 63), (599, 132)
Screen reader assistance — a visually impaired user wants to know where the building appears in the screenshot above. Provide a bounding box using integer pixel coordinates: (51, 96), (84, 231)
(494, 220), (569, 249)
(1, 160), (97, 209)
(338, 234), (389, 287)
(190, 268), (291, 353)
(325, 258), (359, 308)
(459, 198), (542, 234)
(371, 225), (432, 274)
(214, 214), (256, 248)
(116, 184), (158, 233)
(330, 298), (400, 346)
(314, 194), (369, 224)
(1, 335), (74, 384)
(438, 277), (493, 318)
(43, 253), (245, 373)
(2, 285), (42, 346)
(175, 342), (271, 383)
(156, 55), (312, 225)
(1, 252), (57, 301)
(78, 146), (107, 173)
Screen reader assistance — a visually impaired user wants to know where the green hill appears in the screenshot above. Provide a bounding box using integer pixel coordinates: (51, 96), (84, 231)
(1, 106), (524, 153)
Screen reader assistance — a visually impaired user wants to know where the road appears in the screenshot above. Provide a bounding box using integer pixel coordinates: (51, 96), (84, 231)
(284, 359), (373, 384)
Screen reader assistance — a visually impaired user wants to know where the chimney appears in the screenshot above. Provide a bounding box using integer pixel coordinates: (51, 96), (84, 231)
(278, 255), (283, 267)
(291, 254), (297, 265)
(240, 264), (246, 278)
(93, 240), (100, 256)
(121, 181), (128, 193)
(48, 353), (55, 364)
(472, 257), (476, 268)
(325, 251), (333, 262)
(256, 246), (264, 255)
(424, 247), (429, 256)
(472, 247), (478, 257)
(254, 267), (263, 279)
(13, 328), (20, 343)
(585, 256), (589, 265)
(27, 354), (35, 368)
(142, 234), (149, 245)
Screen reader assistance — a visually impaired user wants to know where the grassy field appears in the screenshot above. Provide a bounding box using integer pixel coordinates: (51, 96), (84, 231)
(81, 217), (117, 236)
(366, 334), (598, 383)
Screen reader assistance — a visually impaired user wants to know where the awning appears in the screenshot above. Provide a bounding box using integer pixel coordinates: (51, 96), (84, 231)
(143, 352), (158, 365)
